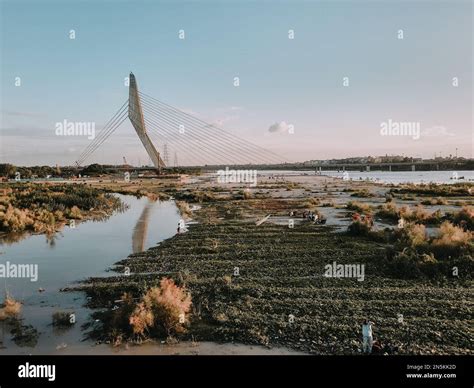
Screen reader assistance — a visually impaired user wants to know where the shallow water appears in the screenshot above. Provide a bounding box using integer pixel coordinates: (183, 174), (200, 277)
(0, 195), (180, 353)
(320, 170), (474, 185)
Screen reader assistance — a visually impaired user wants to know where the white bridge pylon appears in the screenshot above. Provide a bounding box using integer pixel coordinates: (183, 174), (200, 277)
(75, 72), (288, 168)
(128, 72), (165, 172)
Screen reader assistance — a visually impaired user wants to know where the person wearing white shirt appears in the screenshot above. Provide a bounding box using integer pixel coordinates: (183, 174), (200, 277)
(362, 319), (374, 354)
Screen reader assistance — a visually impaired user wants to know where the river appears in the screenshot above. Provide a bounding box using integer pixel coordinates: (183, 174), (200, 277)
(0, 195), (180, 354)
(256, 170), (473, 185)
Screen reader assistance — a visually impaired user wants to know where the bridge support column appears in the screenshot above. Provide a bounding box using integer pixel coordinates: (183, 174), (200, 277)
(389, 165), (392, 172)
(411, 164), (416, 172)
(366, 165), (370, 172)
(128, 72), (165, 173)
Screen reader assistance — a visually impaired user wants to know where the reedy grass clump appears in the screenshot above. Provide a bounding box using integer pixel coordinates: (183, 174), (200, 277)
(107, 278), (192, 342)
(377, 202), (444, 225)
(346, 200), (372, 214)
(0, 294), (22, 321)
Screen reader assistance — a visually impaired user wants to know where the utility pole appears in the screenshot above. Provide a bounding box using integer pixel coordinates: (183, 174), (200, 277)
(174, 151), (178, 167)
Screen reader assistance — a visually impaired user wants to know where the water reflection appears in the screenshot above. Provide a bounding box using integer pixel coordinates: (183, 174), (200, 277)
(132, 200), (154, 253)
(1, 319), (40, 348)
(0, 195), (180, 353)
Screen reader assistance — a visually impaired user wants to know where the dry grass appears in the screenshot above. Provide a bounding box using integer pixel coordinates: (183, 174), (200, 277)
(350, 189), (374, 198)
(452, 206), (474, 230)
(403, 223), (428, 247)
(176, 201), (192, 219)
(129, 302), (154, 337)
(320, 201), (335, 207)
(377, 201), (399, 220)
(347, 213), (373, 236)
(399, 205), (430, 222)
(421, 197), (448, 206)
(67, 205), (83, 219)
(346, 200), (372, 213)
(0, 205), (35, 233)
(303, 197), (320, 207)
(242, 190), (252, 200)
(378, 202), (442, 224)
(433, 221), (472, 247)
(0, 294), (22, 320)
(129, 278), (192, 338)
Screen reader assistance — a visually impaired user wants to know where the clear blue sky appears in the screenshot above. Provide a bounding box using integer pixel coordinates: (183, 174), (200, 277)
(1, 0), (472, 166)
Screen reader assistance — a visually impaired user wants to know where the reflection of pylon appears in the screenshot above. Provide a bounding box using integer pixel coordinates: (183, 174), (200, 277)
(174, 151), (178, 167)
(163, 144), (169, 165)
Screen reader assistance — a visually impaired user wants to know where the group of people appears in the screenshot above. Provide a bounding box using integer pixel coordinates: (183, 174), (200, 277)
(288, 210), (326, 224)
(304, 210), (318, 222)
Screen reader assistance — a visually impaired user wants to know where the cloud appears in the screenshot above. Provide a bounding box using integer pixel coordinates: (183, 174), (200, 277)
(268, 121), (289, 134)
(421, 126), (455, 137)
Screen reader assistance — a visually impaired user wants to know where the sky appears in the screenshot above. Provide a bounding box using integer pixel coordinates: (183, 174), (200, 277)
(0, 0), (472, 166)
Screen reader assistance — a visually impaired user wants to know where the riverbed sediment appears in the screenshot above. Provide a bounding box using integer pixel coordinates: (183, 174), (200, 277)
(72, 172), (473, 355)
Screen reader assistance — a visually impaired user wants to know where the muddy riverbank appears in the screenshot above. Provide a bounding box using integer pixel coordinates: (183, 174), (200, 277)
(70, 172), (473, 355)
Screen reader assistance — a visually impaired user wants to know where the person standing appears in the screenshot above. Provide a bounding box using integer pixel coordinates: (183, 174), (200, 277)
(362, 319), (374, 354)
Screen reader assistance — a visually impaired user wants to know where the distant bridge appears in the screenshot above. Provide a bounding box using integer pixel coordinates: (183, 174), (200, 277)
(308, 160), (473, 172)
(178, 160), (472, 172)
(96, 159), (472, 173)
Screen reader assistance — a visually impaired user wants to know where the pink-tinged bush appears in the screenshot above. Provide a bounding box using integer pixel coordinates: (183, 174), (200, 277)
(129, 302), (154, 336)
(0, 294), (22, 320)
(402, 223), (428, 248)
(433, 221), (472, 247)
(129, 278), (192, 338)
(348, 213), (374, 236)
(452, 206), (474, 230)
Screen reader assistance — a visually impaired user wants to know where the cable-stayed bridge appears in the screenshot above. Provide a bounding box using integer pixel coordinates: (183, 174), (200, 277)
(75, 73), (288, 172)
